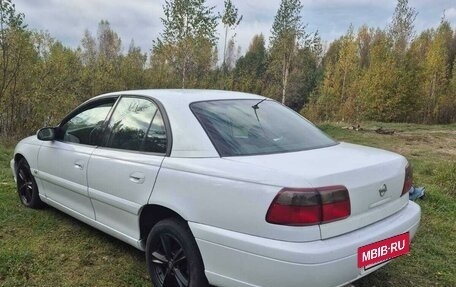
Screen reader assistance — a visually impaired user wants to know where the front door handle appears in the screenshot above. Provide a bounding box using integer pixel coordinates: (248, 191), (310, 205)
(74, 160), (85, 170)
(129, 172), (145, 184)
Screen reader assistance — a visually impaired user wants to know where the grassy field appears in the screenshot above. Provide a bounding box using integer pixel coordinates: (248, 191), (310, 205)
(0, 122), (455, 287)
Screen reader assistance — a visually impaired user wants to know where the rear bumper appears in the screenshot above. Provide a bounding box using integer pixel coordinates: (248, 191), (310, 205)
(190, 201), (421, 287)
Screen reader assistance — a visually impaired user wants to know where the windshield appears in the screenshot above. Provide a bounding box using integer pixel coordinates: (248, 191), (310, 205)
(191, 99), (337, 157)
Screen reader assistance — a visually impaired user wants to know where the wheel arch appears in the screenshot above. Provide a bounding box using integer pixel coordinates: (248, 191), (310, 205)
(138, 204), (187, 248)
(12, 153), (29, 177)
(14, 153), (26, 167)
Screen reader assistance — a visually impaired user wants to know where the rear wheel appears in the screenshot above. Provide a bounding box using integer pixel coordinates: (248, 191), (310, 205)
(16, 158), (44, 208)
(146, 218), (208, 287)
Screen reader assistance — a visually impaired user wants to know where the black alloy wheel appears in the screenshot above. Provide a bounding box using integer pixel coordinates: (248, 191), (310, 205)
(146, 218), (208, 287)
(150, 232), (189, 286)
(16, 158), (44, 208)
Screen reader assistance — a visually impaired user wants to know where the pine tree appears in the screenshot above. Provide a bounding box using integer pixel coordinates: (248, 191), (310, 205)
(358, 25), (373, 69)
(120, 40), (147, 89)
(234, 34), (267, 94)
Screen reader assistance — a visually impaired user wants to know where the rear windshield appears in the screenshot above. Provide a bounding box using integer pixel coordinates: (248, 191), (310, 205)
(190, 99), (337, 157)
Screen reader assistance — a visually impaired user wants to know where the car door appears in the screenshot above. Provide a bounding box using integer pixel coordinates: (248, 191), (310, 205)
(37, 97), (118, 219)
(87, 96), (168, 240)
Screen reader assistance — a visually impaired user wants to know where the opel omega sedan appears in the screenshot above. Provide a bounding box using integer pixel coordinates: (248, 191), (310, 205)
(11, 90), (421, 287)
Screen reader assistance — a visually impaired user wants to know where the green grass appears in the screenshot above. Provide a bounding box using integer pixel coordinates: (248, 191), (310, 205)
(0, 122), (455, 286)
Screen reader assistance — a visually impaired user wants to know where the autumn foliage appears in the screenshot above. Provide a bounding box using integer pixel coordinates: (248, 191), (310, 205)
(0, 0), (455, 140)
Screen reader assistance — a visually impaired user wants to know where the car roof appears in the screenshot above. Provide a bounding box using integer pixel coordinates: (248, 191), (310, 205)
(98, 89), (265, 105)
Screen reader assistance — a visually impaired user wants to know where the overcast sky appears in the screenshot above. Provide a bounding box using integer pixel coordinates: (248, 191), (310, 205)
(14, 0), (456, 55)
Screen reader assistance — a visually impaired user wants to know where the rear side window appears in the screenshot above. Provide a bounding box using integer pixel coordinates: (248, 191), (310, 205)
(105, 97), (167, 153)
(191, 100), (336, 157)
(144, 111), (167, 154)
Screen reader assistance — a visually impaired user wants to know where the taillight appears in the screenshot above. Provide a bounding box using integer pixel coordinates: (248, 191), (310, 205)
(266, 186), (351, 226)
(401, 163), (413, 196)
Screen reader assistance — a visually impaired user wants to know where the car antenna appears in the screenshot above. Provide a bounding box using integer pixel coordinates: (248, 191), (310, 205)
(252, 98), (267, 110)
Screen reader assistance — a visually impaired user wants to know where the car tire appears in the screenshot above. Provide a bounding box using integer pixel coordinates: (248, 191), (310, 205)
(146, 218), (208, 287)
(16, 158), (44, 208)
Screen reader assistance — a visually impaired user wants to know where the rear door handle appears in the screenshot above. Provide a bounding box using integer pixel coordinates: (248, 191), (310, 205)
(129, 172), (145, 184)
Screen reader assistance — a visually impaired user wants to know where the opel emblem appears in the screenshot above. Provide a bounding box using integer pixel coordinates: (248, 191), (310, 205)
(379, 184), (387, 197)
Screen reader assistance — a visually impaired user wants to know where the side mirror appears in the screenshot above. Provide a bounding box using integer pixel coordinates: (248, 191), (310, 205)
(37, 127), (56, 141)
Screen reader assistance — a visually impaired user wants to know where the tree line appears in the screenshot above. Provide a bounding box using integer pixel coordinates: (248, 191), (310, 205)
(0, 0), (455, 140)
(305, 1), (456, 124)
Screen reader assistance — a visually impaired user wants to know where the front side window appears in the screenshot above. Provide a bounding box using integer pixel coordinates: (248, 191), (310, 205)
(60, 100), (115, 145)
(191, 99), (337, 156)
(105, 97), (167, 153)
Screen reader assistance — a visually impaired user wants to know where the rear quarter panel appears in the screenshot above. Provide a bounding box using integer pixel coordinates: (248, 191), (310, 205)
(149, 157), (321, 242)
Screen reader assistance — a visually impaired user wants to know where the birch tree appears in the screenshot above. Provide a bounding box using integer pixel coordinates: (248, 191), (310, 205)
(220, 0), (242, 71)
(388, 0), (417, 55)
(269, 0), (306, 104)
(155, 0), (217, 88)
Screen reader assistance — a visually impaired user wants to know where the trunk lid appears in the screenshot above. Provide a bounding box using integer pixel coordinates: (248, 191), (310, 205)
(227, 142), (409, 239)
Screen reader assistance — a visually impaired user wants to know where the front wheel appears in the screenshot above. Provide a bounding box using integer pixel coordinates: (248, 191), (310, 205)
(145, 218), (208, 287)
(16, 158), (44, 208)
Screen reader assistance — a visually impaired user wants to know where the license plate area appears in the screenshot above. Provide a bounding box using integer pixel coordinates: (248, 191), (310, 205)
(358, 232), (410, 269)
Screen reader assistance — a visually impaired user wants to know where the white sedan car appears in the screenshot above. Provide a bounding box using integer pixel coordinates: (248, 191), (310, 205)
(11, 90), (421, 287)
